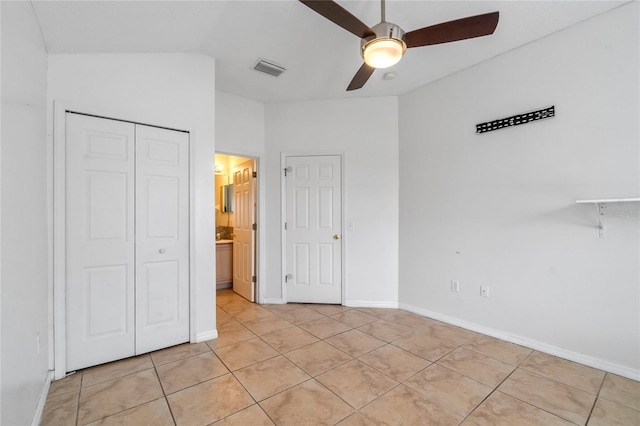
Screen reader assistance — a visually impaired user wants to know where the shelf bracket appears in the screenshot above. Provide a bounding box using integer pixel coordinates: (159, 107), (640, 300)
(576, 198), (640, 238)
(595, 202), (606, 238)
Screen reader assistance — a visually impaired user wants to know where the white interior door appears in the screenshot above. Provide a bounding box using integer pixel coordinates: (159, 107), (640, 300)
(135, 125), (190, 354)
(65, 113), (190, 372)
(285, 155), (342, 304)
(65, 113), (136, 371)
(233, 159), (255, 302)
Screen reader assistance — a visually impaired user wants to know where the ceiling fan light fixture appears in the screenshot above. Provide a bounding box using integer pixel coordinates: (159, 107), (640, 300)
(363, 37), (406, 68)
(361, 21), (407, 69)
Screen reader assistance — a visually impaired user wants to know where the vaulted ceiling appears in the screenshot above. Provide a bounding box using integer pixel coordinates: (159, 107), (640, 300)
(32, 0), (627, 103)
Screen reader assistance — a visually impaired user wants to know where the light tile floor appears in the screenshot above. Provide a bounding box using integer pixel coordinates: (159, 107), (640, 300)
(42, 289), (640, 425)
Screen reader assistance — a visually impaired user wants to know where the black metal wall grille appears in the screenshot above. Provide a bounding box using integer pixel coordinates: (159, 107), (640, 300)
(476, 106), (555, 134)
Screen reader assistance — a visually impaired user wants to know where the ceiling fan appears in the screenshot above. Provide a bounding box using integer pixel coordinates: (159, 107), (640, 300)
(299, 0), (499, 91)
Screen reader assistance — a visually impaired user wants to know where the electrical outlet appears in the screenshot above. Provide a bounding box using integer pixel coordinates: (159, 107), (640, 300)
(451, 280), (460, 292)
(480, 285), (490, 298)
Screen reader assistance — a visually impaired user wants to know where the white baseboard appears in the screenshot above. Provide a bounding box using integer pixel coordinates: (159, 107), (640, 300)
(31, 370), (54, 426)
(195, 329), (218, 343)
(262, 298), (285, 304)
(344, 300), (399, 309)
(399, 302), (640, 381)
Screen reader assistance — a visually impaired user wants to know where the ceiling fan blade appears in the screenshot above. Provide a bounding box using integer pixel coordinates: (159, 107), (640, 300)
(405, 11), (499, 48)
(346, 63), (375, 91)
(299, 0), (375, 39)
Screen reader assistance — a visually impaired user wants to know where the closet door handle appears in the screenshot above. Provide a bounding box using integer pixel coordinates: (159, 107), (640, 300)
(159, 248), (166, 254)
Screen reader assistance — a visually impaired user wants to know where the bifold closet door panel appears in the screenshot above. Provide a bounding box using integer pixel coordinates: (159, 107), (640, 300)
(65, 114), (190, 372)
(134, 124), (190, 354)
(65, 113), (136, 372)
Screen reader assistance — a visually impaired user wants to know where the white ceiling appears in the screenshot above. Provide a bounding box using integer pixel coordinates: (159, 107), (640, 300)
(31, 0), (627, 103)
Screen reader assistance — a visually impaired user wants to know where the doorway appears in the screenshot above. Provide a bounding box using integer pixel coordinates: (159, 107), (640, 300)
(215, 153), (258, 302)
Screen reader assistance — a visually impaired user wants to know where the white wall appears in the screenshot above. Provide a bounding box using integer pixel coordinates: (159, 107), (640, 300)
(398, 3), (639, 376)
(215, 91), (265, 156)
(265, 97), (399, 306)
(1, 2), (51, 424)
(47, 53), (217, 346)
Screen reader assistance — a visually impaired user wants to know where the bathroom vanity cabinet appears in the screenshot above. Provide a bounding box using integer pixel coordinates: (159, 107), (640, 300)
(216, 241), (233, 288)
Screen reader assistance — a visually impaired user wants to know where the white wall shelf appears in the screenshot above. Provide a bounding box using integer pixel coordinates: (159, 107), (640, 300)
(576, 198), (640, 238)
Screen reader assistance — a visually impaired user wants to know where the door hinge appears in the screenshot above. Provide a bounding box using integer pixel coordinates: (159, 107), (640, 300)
(252, 275), (256, 283)
(285, 273), (293, 283)
(252, 223), (257, 231)
(284, 222), (287, 230)
(284, 166), (292, 177)
(252, 171), (257, 178)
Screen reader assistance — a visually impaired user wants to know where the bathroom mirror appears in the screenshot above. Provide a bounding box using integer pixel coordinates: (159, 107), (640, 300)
(222, 184), (234, 212)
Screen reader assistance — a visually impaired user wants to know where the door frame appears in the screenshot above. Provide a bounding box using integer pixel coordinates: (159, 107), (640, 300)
(52, 101), (196, 380)
(215, 151), (264, 304)
(280, 151), (346, 304)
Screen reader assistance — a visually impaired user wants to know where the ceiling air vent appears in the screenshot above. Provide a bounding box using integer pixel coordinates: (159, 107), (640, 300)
(252, 58), (286, 77)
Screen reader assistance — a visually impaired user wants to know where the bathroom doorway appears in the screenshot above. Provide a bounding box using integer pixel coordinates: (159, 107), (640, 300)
(215, 153), (258, 302)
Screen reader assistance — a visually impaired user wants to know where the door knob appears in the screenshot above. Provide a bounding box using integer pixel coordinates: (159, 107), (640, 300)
(333, 234), (340, 240)
(159, 248), (166, 254)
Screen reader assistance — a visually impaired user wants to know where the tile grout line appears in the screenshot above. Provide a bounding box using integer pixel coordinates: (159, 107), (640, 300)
(398, 339), (492, 423)
(391, 335), (530, 423)
(81, 366), (171, 425)
(447, 342), (589, 424)
(306, 376), (358, 422)
(461, 343), (532, 366)
(489, 367), (594, 425)
(75, 372), (84, 426)
(584, 371), (608, 425)
(457, 353), (524, 425)
(352, 382), (404, 424)
(205, 314), (253, 406)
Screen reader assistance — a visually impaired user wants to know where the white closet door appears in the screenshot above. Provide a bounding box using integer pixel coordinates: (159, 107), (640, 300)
(285, 155), (342, 304)
(65, 114), (190, 372)
(65, 113), (136, 371)
(135, 124), (190, 354)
